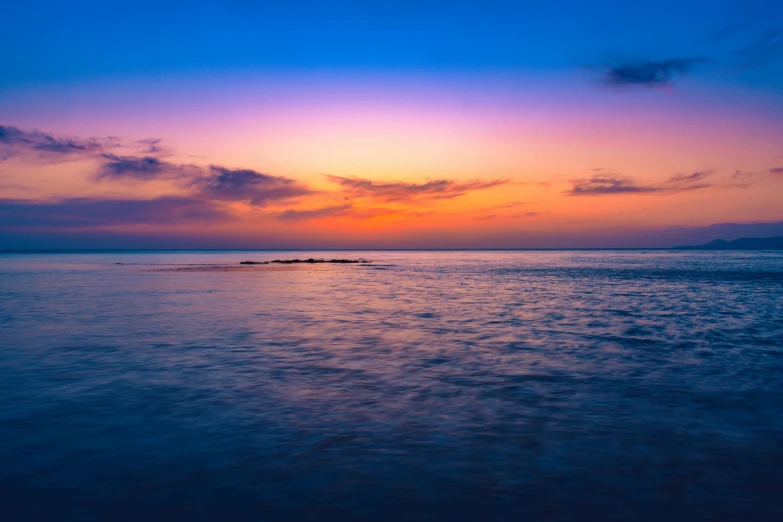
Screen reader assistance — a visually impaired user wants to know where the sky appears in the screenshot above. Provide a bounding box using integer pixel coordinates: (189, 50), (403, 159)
(1, 0), (783, 249)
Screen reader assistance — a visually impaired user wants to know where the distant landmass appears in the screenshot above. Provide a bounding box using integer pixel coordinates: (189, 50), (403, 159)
(676, 236), (783, 250)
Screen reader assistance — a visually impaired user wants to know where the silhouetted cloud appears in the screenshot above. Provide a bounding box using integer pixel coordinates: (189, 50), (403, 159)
(97, 154), (188, 181)
(771, 167), (783, 174)
(0, 124), (103, 159)
(135, 138), (169, 155)
(514, 212), (542, 218)
(598, 58), (706, 88)
(568, 174), (659, 195)
(277, 204), (352, 221)
(568, 171), (714, 196)
(473, 214), (497, 221)
(325, 174), (508, 202)
(192, 166), (312, 205)
(0, 197), (231, 228)
(667, 170), (712, 184)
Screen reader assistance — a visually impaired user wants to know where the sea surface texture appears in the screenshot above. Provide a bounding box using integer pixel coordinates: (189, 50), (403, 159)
(1, 250), (782, 521)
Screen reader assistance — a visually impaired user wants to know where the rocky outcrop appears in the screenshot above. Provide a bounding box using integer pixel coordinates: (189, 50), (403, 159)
(240, 258), (370, 265)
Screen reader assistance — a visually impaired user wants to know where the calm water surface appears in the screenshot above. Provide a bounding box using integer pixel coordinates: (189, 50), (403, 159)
(1, 250), (783, 521)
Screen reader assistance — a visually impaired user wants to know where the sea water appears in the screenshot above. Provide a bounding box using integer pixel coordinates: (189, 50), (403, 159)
(1, 250), (782, 521)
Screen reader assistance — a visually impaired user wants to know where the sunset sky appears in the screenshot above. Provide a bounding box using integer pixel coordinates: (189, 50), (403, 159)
(2, 0), (782, 248)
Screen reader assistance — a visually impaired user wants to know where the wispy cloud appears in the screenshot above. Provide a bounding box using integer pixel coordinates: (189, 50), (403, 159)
(771, 167), (783, 174)
(325, 174), (508, 202)
(597, 57), (706, 88)
(96, 154), (189, 181)
(567, 171), (714, 196)
(192, 166), (312, 205)
(135, 138), (170, 155)
(0, 124), (104, 160)
(277, 204), (353, 221)
(0, 197), (231, 229)
(477, 201), (529, 212)
(567, 174), (659, 195)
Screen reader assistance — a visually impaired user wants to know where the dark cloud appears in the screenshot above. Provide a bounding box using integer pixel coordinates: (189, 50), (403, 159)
(473, 214), (497, 221)
(666, 170), (712, 184)
(771, 167), (783, 174)
(192, 166), (313, 205)
(96, 154), (187, 181)
(514, 212), (542, 218)
(568, 171), (714, 196)
(325, 174), (508, 202)
(0, 125), (103, 159)
(277, 204), (352, 221)
(567, 174), (659, 196)
(599, 58), (706, 88)
(0, 197), (232, 229)
(136, 138), (169, 155)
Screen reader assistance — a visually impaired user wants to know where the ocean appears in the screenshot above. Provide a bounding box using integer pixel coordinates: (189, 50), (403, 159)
(1, 250), (782, 521)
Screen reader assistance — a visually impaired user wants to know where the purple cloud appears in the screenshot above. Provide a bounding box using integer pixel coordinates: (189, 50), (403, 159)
(598, 57), (706, 88)
(0, 197), (232, 229)
(192, 166), (313, 205)
(0, 124), (103, 159)
(568, 171), (714, 196)
(325, 174), (508, 202)
(97, 154), (189, 181)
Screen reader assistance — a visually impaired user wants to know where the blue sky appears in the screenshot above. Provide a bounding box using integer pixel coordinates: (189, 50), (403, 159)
(3, 0), (782, 87)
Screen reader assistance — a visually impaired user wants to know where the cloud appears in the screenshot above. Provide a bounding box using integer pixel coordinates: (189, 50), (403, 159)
(0, 197), (232, 229)
(598, 57), (706, 88)
(771, 167), (783, 174)
(666, 170), (712, 184)
(567, 171), (714, 196)
(325, 174), (508, 202)
(96, 154), (188, 181)
(135, 138), (170, 155)
(0, 124), (103, 159)
(733, 169), (754, 179)
(277, 204), (353, 221)
(478, 201), (529, 212)
(514, 212), (542, 218)
(192, 166), (312, 205)
(473, 214), (497, 221)
(567, 174), (659, 195)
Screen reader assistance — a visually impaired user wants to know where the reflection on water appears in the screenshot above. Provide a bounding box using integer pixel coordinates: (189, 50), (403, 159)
(1, 250), (782, 521)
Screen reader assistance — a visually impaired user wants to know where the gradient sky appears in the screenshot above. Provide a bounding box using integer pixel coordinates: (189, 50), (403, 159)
(2, 0), (783, 248)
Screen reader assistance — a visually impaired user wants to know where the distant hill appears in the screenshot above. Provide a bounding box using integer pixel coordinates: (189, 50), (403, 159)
(676, 236), (783, 250)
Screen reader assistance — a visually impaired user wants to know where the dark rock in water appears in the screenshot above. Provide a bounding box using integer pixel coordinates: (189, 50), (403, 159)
(675, 236), (783, 250)
(240, 258), (370, 265)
